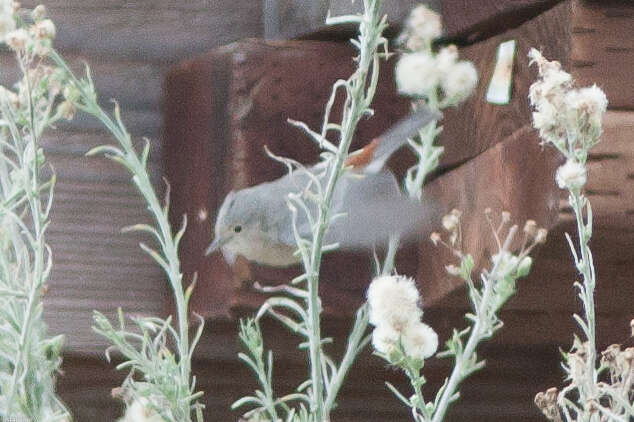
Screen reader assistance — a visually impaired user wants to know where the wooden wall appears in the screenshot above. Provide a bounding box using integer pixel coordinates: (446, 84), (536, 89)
(1, 0), (260, 354)
(0, 0), (629, 421)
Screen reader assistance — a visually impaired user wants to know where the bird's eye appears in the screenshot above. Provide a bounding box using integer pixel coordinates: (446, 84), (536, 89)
(233, 225), (242, 233)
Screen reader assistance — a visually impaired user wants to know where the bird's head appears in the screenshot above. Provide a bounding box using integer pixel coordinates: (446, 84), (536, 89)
(206, 189), (259, 264)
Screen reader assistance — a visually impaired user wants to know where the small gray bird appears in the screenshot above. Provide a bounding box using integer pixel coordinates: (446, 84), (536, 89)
(207, 106), (441, 267)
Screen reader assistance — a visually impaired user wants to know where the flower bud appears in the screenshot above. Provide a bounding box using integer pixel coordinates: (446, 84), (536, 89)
(523, 220), (537, 237)
(34, 18), (55, 39)
(516, 256), (533, 278)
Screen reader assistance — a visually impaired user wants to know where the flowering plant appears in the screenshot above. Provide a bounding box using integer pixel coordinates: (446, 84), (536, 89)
(528, 50), (634, 422)
(395, 5), (478, 199)
(0, 2), (72, 420)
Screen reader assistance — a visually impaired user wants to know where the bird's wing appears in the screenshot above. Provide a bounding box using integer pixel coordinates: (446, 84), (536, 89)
(262, 167), (438, 252)
(325, 169), (438, 249)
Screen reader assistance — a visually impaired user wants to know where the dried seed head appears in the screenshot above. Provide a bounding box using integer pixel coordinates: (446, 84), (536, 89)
(523, 220), (537, 237)
(445, 264), (461, 277)
(602, 344), (621, 366)
(57, 100), (75, 121)
(534, 392), (547, 410)
(545, 387), (558, 403)
(442, 213), (459, 232)
(33, 18), (55, 39)
(630, 319), (634, 337)
(535, 228), (548, 244)
(502, 211), (511, 223)
(430, 232), (441, 246)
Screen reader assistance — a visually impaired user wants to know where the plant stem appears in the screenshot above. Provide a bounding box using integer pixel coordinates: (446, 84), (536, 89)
(431, 281), (493, 422)
(304, 2), (383, 419)
(569, 191), (598, 400)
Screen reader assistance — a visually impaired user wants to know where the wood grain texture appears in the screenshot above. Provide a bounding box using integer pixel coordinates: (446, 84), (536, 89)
(40, 131), (167, 353)
(435, 111), (634, 329)
(420, 125), (561, 305)
(0, 0), (267, 354)
(441, 0), (564, 42)
(21, 0), (263, 63)
(57, 334), (562, 422)
(439, 1), (571, 170)
(264, 0), (440, 40)
(570, 0), (634, 109)
(164, 39), (417, 319)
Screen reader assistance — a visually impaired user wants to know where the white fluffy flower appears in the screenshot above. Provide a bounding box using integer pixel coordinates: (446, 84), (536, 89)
(436, 46), (458, 74)
(5, 28), (29, 50)
(371, 319), (438, 360)
(34, 18), (55, 39)
(367, 275), (421, 329)
(371, 324), (400, 355)
(401, 321), (438, 360)
(556, 159), (587, 190)
(441, 60), (478, 105)
(565, 85), (607, 134)
(118, 399), (165, 422)
(404, 5), (442, 49)
(395, 51), (439, 98)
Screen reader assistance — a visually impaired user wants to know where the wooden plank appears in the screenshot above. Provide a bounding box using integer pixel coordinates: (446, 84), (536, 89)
(439, 1), (571, 170)
(263, 0), (439, 40)
(164, 40), (413, 320)
(21, 0), (263, 63)
(419, 126), (561, 305)
(33, 131), (168, 353)
(57, 346), (557, 422)
(437, 112), (634, 316)
(0, 53), (163, 110)
(440, 0), (564, 42)
(570, 0), (634, 109)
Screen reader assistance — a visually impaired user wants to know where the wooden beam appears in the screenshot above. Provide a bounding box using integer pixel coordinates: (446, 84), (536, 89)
(21, 0), (263, 63)
(262, 0), (439, 40)
(439, 1), (571, 170)
(164, 40), (412, 319)
(570, 0), (634, 110)
(440, 0), (564, 43)
(435, 111), (634, 320)
(420, 125), (561, 305)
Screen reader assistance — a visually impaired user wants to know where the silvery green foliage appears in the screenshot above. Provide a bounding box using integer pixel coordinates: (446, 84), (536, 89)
(234, 1), (388, 421)
(382, 210), (544, 422)
(0, 5), (71, 419)
(528, 50), (633, 422)
(49, 52), (204, 422)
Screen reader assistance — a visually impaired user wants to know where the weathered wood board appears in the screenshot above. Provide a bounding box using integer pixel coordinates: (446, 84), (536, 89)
(420, 125), (561, 305)
(58, 332), (562, 422)
(21, 0), (263, 62)
(439, 1), (571, 170)
(441, 0), (563, 42)
(164, 40), (413, 319)
(570, 0), (634, 110)
(164, 38), (563, 321)
(263, 0), (439, 40)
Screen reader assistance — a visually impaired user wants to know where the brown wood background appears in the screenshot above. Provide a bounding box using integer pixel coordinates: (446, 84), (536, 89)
(0, 0), (629, 421)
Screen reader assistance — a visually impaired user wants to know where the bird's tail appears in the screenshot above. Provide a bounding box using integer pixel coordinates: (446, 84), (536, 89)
(346, 105), (442, 173)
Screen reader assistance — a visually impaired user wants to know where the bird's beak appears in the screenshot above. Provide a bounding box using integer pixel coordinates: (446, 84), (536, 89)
(205, 235), (230, 256)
